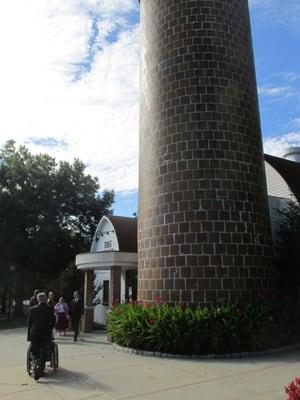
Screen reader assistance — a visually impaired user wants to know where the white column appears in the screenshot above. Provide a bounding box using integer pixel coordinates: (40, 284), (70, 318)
(120, 270), (126, 303)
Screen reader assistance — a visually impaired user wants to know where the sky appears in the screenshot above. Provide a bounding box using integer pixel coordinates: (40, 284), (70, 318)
(0, 0), (299, 217)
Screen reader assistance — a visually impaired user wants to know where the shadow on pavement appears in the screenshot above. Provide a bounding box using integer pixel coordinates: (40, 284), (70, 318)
(35, 366), (112, 392)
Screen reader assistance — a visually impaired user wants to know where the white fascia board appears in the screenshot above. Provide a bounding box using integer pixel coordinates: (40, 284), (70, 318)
(76, 251), (137, 271)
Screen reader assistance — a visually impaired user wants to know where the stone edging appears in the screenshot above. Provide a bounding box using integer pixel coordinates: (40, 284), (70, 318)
(112, 342), (300, 360)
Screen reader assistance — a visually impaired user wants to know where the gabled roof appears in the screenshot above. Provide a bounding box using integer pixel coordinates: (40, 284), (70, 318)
(264, 154), (300, 203)
(106, 215), (137, 253)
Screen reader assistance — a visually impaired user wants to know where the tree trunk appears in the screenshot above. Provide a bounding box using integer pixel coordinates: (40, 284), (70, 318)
(13, 266), (25, 318)
(1, 287), (7, 314)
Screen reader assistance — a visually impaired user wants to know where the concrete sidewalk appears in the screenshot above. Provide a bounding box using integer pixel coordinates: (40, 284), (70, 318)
(0, 327), (299, 400)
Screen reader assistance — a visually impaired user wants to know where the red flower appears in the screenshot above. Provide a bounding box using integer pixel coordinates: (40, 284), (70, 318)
(285, 377), (300, 400)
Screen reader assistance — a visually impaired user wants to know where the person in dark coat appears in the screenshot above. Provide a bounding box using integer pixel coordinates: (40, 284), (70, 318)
(27, 292), (55, 380)
(47, 291), (56, 309)
(69, 291), (84, 342)
(29, 289), (39, 308)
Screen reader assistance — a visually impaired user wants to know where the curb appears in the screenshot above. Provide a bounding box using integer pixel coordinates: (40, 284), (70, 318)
(112, 342), (300, 360)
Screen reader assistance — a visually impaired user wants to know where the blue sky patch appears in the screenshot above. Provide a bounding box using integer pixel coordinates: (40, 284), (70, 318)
(72, 13), (102, 81)
(27, 137), (69, 148)
(72, 7), (139, 82)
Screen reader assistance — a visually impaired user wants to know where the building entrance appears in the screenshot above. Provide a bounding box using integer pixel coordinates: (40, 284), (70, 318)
(125, 269), (137, 302)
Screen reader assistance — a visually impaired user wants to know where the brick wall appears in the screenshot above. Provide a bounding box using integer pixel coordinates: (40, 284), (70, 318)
(109, 266), (121, 305)
(138, 0), (275, 304)
(82, 269), (94, 332)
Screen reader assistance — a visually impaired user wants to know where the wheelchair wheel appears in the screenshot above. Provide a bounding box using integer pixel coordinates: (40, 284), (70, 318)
(26, 346), (31, 375)
(27, 344), (45, 379)
(26, 345), (34, 376)
(50, 343), (59, 370)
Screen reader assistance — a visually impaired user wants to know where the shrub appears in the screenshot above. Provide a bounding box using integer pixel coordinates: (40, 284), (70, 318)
(285, 377), (300, 400)
(107, 300), (296, 355)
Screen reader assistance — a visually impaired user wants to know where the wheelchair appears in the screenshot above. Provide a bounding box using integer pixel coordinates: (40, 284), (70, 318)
(27, 341), (59, 377)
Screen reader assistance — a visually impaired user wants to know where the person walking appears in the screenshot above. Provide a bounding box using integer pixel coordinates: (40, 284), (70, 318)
(27, 292), (55, 380)
(47, 292), (55, 309)
(69, 291), (84, 342)
(29, 289), (39, 308)
(47, 291), (56, 341)
(54, 297), (69, 336)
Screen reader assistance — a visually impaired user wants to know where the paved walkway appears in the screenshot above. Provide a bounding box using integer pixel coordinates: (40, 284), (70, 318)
(0, 327), (299, 400)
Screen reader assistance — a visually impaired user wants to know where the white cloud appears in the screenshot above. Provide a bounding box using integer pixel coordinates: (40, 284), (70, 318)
(83, 0), (136, 15)
(258, 85), (292, 98)
(263, 131), (300, 156)
(291, 118), (300, 127)
(0, 0), (139, 192)
(249, 0), (300, 33)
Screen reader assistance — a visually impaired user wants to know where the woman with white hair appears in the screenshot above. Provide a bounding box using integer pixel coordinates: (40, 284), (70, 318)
(54, 297), (69, 336)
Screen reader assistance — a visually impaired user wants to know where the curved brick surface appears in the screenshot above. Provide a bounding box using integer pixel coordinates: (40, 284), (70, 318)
(138, 0), (274, 304)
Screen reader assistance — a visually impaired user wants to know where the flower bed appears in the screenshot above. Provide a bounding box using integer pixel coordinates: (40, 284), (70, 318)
(107, 298), (298, 356)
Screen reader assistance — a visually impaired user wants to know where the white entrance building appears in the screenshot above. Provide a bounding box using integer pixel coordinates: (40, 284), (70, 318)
(75, 215), (137, 328)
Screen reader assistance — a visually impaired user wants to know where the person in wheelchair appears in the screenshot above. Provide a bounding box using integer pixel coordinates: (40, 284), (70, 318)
(27, 292), (55, 380)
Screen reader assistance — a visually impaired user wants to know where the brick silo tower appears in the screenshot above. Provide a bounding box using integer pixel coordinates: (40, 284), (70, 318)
(138, 0), (274, 304)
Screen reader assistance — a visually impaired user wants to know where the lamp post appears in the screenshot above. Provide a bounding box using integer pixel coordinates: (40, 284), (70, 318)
(7, 264), (16, 322)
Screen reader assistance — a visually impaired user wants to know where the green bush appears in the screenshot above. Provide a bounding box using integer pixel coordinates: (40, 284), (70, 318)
(107, 300), (298, 355)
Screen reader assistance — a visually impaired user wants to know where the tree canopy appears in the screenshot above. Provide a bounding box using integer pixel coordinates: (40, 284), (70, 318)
(0, 140), (114, 311)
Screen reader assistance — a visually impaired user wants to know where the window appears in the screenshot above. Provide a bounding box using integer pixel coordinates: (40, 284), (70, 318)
(104, 240), (112, 249)
(103, 280), (109, 305)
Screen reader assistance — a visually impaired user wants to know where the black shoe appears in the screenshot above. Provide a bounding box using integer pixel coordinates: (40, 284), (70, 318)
(39, 370), (45, 377)
(34, 370), (40, 381)
(73, 337), (77, 342)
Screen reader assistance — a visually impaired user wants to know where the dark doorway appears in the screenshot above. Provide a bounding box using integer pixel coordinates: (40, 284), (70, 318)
(125, 269), (137, 302)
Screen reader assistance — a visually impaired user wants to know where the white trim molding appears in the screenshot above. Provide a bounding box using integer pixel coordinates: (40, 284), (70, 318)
(76, 251), (137, 271)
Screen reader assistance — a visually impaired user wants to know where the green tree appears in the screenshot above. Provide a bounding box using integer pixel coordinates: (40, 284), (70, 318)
(0, 140), (114, 315)
(47, 262), (84, 304)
